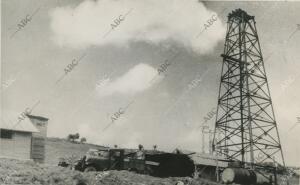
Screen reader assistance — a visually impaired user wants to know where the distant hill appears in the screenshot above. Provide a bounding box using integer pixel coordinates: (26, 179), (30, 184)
(45, 137), (108, 165)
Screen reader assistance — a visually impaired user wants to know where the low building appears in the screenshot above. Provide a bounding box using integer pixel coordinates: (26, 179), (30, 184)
(190, 152), (228, 181)
(0, 118), (38, 160)
(0, 114), (48, 162)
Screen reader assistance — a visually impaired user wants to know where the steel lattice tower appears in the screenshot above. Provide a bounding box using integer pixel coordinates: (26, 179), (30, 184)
(212, 9), (285, 168)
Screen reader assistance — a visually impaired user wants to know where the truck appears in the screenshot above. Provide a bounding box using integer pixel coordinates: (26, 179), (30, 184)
(59, 148), (157, 174)
(58, 148), (195, 177)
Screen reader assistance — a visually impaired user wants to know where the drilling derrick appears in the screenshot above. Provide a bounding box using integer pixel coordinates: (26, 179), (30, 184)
(213, 9), (285, 168)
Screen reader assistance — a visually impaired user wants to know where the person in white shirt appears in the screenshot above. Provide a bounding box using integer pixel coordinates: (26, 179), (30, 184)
(136, 144), (145, 160)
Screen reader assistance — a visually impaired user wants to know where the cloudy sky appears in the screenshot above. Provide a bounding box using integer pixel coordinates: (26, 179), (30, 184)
(1, 0), (300, 166)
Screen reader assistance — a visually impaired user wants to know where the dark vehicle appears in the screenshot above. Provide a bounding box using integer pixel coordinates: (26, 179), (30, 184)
(68, 148), (157, 174)
(145, 153), (195, 177)
(59, 148), (195, 177)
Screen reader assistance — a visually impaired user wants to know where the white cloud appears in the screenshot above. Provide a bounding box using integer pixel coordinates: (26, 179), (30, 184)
(97, 63), (161, 96)
(49, 0), (226, 54)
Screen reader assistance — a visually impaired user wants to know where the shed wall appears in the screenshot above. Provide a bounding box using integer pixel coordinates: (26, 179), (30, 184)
(28, 117), (48, 163)
(29, 118), (48, 138)
(0, 131), (32, 159)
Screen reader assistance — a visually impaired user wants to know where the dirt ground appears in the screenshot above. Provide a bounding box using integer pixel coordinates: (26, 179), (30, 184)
(0, 158), (221, 185)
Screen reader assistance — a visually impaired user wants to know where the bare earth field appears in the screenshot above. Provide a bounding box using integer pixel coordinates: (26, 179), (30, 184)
(0, 158), (221, 185)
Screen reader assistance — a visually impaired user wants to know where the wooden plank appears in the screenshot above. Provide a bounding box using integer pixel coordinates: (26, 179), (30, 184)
(31, 137), (46, 162)
(32, 154), (44, 158)
(32, 144), (45, 147)
(32, 150), (45, 154)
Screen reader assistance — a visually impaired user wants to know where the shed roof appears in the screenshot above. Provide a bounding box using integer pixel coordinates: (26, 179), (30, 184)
(189, 153), (228, 168)
(27, 114), (49, 121)
(174, 148), (228, 168)
(0, 117), (39, 133)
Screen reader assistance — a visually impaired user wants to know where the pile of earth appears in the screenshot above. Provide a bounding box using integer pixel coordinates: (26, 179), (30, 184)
(0, 158), (221, 185)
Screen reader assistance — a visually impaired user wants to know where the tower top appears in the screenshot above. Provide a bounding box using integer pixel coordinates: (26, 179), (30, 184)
(228, 9), (254, 21)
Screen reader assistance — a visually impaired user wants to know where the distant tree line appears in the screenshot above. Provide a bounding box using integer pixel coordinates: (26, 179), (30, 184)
(67, 133), (87, 143)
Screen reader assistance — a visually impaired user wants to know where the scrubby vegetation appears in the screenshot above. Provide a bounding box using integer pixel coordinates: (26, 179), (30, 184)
(0, 158), (222, 185)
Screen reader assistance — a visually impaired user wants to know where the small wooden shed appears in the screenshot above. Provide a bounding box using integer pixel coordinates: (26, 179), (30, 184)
(0, 114), (49, 162)
(0, 118), (38, 160)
